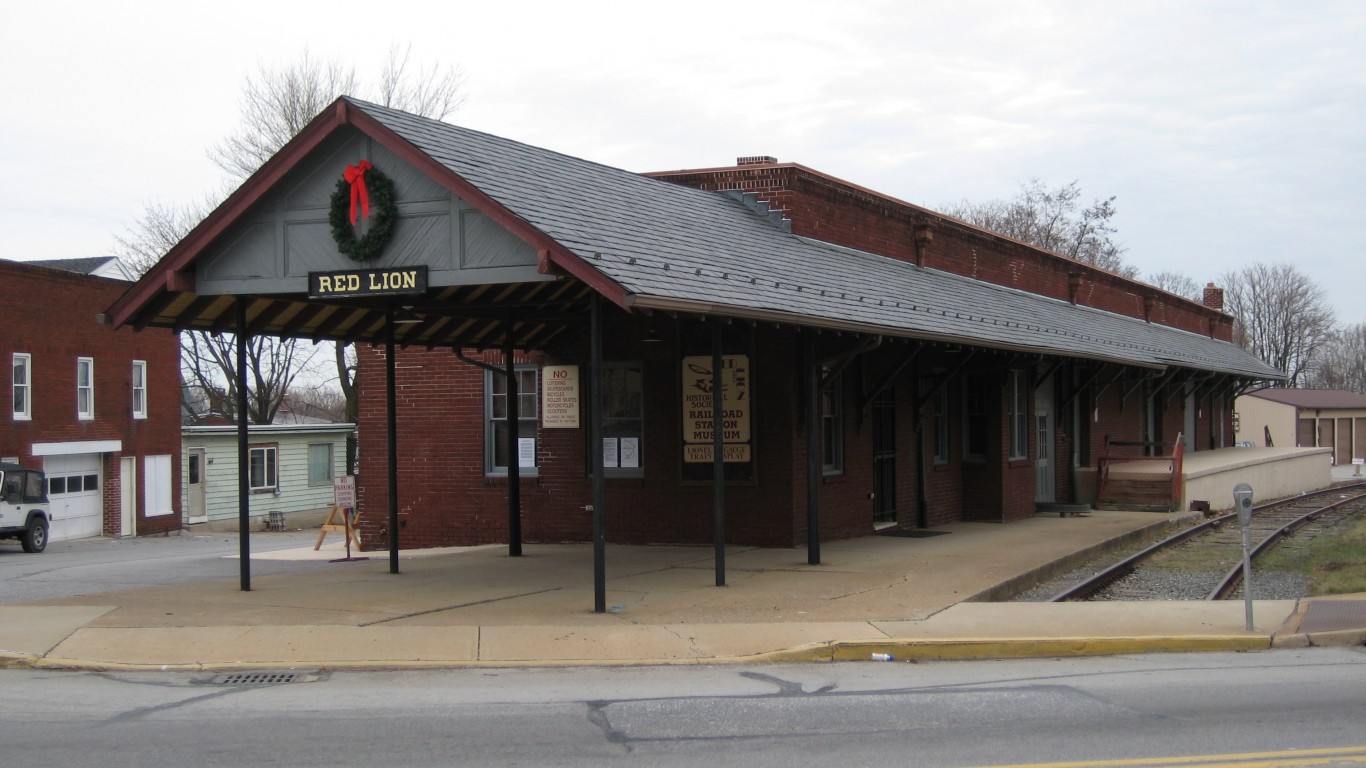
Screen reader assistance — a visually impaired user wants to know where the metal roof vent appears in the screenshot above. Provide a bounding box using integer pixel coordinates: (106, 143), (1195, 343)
(737, 155), (777, 166)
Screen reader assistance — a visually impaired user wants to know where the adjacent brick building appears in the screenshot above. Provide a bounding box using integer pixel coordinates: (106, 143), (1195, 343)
(3, 258), (182, 541)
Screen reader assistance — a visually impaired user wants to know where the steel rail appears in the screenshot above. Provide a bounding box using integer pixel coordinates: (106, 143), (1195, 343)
(1207, 488), (1366, 600)
(1050, 481), (1366, 603)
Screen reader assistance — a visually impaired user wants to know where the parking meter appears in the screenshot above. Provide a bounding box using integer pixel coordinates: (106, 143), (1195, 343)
(1232, 482), (1255, 631)
(1232, 483), (1254, 526)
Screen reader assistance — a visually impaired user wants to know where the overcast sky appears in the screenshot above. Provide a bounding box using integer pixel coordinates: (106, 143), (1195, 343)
(4, 1), (1362, 323)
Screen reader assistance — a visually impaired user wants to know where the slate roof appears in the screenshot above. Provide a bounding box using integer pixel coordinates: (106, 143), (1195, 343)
(353, 99), (1282, 379)
(1247, 389), (1366, 409)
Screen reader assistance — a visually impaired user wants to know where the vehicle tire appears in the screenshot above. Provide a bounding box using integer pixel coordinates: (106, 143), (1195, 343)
(21, 516), (48, 553)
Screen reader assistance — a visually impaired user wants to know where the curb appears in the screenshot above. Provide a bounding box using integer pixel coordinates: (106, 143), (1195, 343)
(5, 634), (1280, 673)
(765, 635), (1273, 663)
(1271, 628), (1366, 649)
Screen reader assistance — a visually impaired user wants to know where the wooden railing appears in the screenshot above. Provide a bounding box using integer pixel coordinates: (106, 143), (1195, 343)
(1095, 433), (1185, 511)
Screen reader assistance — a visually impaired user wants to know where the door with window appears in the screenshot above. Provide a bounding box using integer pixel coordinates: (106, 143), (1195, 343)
(186, 448), (207, 523)
(1034, 380), (1055, 503)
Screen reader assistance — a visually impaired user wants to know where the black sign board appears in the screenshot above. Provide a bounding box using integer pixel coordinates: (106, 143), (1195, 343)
(308, 266), (428, 299)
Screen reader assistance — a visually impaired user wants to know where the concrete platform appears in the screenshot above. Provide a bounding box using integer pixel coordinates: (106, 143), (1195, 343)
(1182, 446), (1334, 512)
(1, 509), (1361, 671)
(1102, 446), (1335, 512)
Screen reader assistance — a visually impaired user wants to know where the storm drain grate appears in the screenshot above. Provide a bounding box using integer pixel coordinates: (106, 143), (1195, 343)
(216, 672), (299, 686)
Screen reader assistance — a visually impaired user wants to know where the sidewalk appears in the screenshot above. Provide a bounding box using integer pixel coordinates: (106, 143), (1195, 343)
(1, 509), (1362, 671)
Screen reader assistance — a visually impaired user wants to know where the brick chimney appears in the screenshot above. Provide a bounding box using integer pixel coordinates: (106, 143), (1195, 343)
(737, 155), (777, 166)
(1202, 282), (1224, 310)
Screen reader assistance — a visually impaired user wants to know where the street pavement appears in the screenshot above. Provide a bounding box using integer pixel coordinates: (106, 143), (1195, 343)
(1, 503), (1363, 671)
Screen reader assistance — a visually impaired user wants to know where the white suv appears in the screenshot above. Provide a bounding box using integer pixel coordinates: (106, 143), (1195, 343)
(0, 462), (50, 553)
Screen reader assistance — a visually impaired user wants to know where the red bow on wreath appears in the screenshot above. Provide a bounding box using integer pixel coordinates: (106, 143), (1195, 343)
(343, 160), (374, 225)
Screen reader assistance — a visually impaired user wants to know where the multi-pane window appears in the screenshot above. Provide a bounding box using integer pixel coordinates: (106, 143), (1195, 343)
(249, 445), (278, 491)
(1008, 370), (1030, 460)
(933, 386), (950, 464)
(76, 357), (94, 420)
(821, 369), (843, 474)
(601, 364), (644, 475)
(12, 353), (30, 420)
(308, 443), (333, 485)
(131, 360), (147, 419)
(486, 367), (538, 475)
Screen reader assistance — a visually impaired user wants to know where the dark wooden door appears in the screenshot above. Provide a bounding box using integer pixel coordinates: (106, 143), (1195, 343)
(873, 390), (897, 524)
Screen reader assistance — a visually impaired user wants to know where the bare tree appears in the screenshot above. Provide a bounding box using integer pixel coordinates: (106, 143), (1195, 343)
(942, 179), (1137, 277)
(114, 46), (465, 437)
(376, 43), (466, 123)
(1219, 262), (1336, 387)
(1146, 270), (1203, 302)
(279, 384), (349, 423)
(209, 51), (358, 182)
(113, 198), (215, 277)
(211, 45), (464, 182)
(1305, 322), (1366, 394)
(181, 332), (324, 425)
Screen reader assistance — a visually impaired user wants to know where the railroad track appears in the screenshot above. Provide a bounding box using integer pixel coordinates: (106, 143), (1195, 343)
(1051, 481), (1366, 602)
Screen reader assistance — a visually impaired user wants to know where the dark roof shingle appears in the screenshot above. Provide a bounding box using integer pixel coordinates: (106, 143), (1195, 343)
(352, 98), (1284, 379)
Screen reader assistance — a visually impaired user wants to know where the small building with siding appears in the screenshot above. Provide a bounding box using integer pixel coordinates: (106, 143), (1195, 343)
(1235, 389), (1366, 465)
(182, 423), (352, 531)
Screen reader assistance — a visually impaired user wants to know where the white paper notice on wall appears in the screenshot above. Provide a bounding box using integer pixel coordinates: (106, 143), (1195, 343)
(518, 438), (537, 468)
(620, 437), (640, 468)
(602, 438), (619, 468)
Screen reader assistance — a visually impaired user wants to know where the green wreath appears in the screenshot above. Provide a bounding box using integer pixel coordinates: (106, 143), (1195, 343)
(329, 163), (397, 262)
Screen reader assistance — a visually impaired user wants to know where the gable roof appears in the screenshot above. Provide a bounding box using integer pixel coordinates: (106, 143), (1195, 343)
(1246, 388), (1366, 409)
(107, 97), (1281, 380)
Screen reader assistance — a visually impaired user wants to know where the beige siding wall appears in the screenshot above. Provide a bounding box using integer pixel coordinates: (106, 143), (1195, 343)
(1234, 396), (1296, 448)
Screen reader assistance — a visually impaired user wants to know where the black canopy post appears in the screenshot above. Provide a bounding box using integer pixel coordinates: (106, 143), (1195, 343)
(386, 308), (400, 574)
(806, 328), (822, 565)
(590, 294), (606, 613)
(504, 316), (522, 556)
(235, 298), (251, 591)
(711, 317), (726, 587)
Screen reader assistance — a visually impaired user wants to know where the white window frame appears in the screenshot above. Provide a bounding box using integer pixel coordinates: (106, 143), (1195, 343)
(76, 357), (94, 420)
(131, 360), (148, 419)
(308, 443), (334, 486)
(249, 445), (279, 491)
(12, 353), (31, 421)
(486, 366), (539, 476)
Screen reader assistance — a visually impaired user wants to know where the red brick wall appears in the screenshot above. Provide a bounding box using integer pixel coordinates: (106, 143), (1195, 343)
(648, 164), (1234, 342)
(356, 323), (823, 550)
(1, 260), (182, 537)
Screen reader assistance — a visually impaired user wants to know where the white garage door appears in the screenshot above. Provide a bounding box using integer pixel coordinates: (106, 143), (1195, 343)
(43, 454), (104, 542)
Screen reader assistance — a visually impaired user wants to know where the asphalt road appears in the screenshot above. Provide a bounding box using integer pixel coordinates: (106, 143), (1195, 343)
(0, 530), (324, 603)
(2, 650), (1364, 767)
